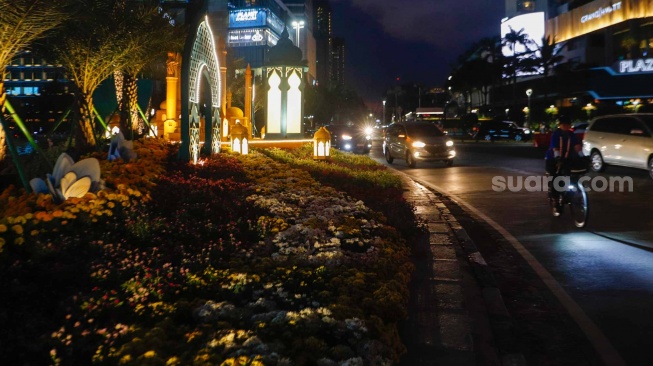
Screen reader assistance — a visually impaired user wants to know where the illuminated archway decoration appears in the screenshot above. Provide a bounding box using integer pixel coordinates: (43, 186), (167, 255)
(180, 15), (222, 163)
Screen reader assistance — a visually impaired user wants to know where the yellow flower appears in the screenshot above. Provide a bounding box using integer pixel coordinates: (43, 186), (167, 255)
(0, 237), (5, 248)
(30, 230), (39, 236)
(0, 224), (7, 233)
(24, 213), (33, 220)
(14, 216), (27, 225)
(11, 225), (23, 235)
(15, 237), (25, 245)
(166, 357), (180, 366)
(119, 354), (132, 364)
(52, 210), (63, 218)
(143, 350), (156, 358)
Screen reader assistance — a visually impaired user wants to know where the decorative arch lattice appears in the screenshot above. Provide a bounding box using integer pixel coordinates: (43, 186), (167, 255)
(181, 15), (222, 163)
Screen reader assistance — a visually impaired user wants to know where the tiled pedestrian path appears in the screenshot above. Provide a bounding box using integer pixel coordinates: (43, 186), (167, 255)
(396, 174), (526, 366)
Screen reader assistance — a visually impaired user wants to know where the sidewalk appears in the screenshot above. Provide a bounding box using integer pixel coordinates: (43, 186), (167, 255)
(396, 173), (527, 366)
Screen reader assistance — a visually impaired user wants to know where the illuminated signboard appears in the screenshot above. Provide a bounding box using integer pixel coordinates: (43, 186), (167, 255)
(230, 9), (266, 28)
(546, 0), (653, 43)
(227, 29), (279, 47)
(615, 58), (653, 73)
(581, 2), (621, 23)
(501, 12), (545, 76)
(229, 8), (284, 36)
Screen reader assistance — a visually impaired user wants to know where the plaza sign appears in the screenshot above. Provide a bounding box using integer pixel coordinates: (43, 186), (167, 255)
(616, 58), (653, 73)
(580, 1), (621, 23)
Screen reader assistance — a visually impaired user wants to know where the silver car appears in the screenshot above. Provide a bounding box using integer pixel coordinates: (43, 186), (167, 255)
(383, 121), (455, 168)
(582, 113), (653, 179)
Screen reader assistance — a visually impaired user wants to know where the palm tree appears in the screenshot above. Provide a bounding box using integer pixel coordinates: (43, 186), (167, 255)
(0, 0), (68, 163)
(502, 27), (533, 112)
(46, 0), (139, 151)
(111, 0), (187, 140)
(535, 35), (565, 101)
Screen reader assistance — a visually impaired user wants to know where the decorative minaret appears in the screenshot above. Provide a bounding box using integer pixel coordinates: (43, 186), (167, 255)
(245, 64), (253, 138)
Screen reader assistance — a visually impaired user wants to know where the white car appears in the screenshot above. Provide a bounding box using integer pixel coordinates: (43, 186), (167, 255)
(582, 114), (653, 179)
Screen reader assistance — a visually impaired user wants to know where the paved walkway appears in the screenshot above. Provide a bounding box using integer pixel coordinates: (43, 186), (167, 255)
(397, 173), (527, 366)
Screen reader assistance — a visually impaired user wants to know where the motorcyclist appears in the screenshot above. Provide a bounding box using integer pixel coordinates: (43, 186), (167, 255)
(545, 115), (582, 217)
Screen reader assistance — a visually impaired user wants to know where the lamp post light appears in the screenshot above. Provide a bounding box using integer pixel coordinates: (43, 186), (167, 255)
(525, 88), (533, 128)
(291, 20), (305, 47)
(382, 100), (386, 125)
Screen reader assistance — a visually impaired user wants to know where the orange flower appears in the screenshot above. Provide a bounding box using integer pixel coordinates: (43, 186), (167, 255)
(11, 225), (23, 235)
(52, 210), (64, 218)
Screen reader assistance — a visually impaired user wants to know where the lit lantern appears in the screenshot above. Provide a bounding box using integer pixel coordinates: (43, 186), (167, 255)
(313, 126), (331, 160)
(230, 121), (249, 155)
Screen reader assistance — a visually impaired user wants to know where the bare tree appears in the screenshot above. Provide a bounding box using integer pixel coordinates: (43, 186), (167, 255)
(0, 0), (68, 163)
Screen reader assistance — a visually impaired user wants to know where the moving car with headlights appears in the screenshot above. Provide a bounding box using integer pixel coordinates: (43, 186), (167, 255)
(473, 120), (531, 141)
(383, 121), (455, 168)
(582, 113), (653, 178)
(324, 124), (372, 154)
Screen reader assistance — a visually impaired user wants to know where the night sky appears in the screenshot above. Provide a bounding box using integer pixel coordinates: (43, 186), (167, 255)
(329, 0), (505, 111)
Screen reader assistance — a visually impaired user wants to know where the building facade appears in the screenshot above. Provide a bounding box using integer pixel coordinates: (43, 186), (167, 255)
(498, 0), (653, 115)
(330, 37), (345, 88)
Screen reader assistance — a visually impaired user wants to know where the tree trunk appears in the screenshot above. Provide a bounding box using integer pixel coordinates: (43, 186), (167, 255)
(74, 92), (97, 151)
(0, 82), (6, 163)
(118, 71), (140, 140)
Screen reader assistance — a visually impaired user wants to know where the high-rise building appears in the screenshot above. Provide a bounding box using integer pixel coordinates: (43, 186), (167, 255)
(282, 0), (317, 83)
(226, 0), (291, 74)
(330, 37), (345, 88)
(314, 0), (332, 88)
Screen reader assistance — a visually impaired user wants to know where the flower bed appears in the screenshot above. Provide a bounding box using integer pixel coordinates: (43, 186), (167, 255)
(0, 141), (415, 365)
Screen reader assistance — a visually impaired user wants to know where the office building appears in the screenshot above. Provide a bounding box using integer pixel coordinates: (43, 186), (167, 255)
(330, 37), (345, 88)
(314, 0), (332, 88)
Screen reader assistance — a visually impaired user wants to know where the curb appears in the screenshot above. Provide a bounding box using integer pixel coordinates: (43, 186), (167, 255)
(398, 172), (527, 365)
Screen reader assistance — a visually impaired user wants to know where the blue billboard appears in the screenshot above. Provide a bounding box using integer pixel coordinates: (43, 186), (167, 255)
(229, 8), (284, 36)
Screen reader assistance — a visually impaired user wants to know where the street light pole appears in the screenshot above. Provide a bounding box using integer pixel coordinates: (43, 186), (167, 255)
(526, 88), (533, 128)
(382, 100), (386, 125)
(291, 20), (305, 47)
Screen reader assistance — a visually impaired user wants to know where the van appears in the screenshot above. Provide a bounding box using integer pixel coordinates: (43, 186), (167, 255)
(582, 114), (653, 179)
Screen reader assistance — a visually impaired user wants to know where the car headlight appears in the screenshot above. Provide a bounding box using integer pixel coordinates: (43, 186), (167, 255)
(412, 141), (426, 148)
(341, 134), (352, 140)
(364, 127), (373, 135)
(524, 129), (531, 134)
(446, 140), (454, 147)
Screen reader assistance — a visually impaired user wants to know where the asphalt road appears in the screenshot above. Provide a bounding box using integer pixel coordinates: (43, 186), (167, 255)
(368, 139), (653, 365)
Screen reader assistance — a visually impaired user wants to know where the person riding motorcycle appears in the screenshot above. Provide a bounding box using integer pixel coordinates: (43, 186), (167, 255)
(545, 115), (583, 217)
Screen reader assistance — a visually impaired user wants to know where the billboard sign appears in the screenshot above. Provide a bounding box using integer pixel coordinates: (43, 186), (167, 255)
(501, 12), (545, 76)
(227, 28), (279, 47)
(229, 8), (285, 36)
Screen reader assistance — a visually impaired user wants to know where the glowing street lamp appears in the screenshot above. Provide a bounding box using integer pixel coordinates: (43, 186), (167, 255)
(525, 88), (533, 128)
(382, 100), (386, 125)
(291, 20), (304, 47)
